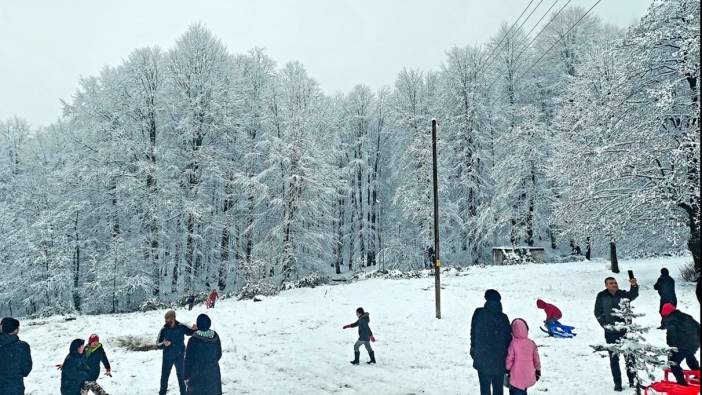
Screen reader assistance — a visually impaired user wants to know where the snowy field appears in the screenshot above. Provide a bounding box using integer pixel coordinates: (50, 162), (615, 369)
(19, 256), (699, 394)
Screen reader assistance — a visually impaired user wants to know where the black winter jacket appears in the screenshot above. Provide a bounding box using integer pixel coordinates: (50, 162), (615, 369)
(84, 343), (110, 381)
(61, 340), (91, 395)
(594, 286), (639, 332)
(0, 333), (32, 395)
(663, 310), (700, 353)
(158, 321), (195, 360)
(653, 274), (677, 304)
(184, 330), (223, 395)
(349, 313), (373, 341)
(470, 300), (512, 375)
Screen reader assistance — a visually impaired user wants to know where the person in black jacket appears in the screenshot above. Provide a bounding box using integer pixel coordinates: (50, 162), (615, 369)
(84, 334), (111, 382)
(654, 268), (677, 328)
(57, 339), (109, 395)
(342, 307), (376, 365)
(184, 314), (222, 395)
(470, 289), (511, 395)
(660, 303), (701, 385)
(158, 310), (195, 395)
(0, 317), (32, 395)
(594, 276), (639, 391)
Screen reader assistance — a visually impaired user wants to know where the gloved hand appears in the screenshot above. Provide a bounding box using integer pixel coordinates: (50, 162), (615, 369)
(105, 370), (112, 377)
(536, 370), (541, 381)
(342, 324), (351, 329)
(370, 336), (376, 342)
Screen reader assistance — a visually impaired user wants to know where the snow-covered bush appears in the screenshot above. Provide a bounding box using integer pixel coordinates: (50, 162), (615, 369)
(114, 335), (159, 352)
(237, 280), (279, 300)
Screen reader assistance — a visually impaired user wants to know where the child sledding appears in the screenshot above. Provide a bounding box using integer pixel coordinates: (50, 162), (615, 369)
(342, 307), (376, 365)
(536, 299), (576, 338)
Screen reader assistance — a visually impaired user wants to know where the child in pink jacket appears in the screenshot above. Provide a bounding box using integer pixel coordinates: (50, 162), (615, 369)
(505, 318), (541, 395)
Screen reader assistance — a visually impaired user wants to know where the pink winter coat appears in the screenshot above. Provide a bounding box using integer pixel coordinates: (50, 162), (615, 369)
(506, 319), (541, 390)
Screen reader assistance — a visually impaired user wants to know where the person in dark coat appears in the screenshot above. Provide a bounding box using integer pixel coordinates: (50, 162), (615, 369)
(187, 295), (196, 311)
(594, 276), (639, 391)
(0, 317), (32, 395)
(60, 339), (90, 395)
(342, 307), (376, 365)
(184, 314), (222, 395)
(84, 334), (111, 382)
(158, 310), (195, 395)
(654, 268), (677, 328)
(660, 303), (701, 385)
(470, 289), (512, 395)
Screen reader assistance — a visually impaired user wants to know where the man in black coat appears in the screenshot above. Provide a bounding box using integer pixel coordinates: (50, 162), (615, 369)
(184, 314), (222, 395)
(0, 317), (32, 395)
(661, 303), (701, 385)
(594, 276), (639, 391)
(158, 310), (195, 395)
(470, 289), (512, 395)
(654, 268), (677, 328)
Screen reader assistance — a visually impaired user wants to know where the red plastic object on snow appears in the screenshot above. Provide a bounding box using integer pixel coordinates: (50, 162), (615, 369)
(644, 369), (701, 395)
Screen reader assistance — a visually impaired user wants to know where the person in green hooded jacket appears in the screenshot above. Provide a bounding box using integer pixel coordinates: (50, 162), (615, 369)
(84, 334), (111, 382)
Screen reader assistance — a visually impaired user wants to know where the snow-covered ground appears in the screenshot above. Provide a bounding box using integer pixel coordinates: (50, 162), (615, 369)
(18, 256), (699, 394)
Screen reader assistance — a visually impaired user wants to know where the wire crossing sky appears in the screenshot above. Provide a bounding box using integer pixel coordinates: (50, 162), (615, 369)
(0, 0), (651, 126)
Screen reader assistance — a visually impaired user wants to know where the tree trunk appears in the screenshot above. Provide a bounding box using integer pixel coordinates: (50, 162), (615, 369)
(610, 237), (619, 273)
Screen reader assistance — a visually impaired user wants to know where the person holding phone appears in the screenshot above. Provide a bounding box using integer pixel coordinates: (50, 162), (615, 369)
(593, 274), (639, 391)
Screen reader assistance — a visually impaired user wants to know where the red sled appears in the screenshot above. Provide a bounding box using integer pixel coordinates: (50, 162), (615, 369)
(644, 369), (700, 395)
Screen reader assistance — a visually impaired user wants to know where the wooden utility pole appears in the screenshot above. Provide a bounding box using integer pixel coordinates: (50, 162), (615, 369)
(431, 119), (441, 319)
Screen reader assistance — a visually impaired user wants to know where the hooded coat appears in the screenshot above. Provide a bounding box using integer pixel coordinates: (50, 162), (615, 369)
(536, 299), (562, 321)
(662, 309), (700, 354)
(0, 332), (32, 395)
(184, 330), (222, 395)
(61, 339), (91, 395)
(470, 299), (512, 375)
(506, 319), (541, 390)
(348, 313), (373, 341)
(653, 273), (677, 305)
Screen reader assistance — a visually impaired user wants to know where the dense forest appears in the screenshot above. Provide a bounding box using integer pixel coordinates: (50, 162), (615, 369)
(0, 0), (698, 315)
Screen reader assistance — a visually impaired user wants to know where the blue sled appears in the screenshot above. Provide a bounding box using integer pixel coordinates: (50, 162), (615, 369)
(540, 321), (576, 338)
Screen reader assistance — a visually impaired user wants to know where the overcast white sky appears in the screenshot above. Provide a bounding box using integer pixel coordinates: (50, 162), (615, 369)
(0, 0), (651, 127)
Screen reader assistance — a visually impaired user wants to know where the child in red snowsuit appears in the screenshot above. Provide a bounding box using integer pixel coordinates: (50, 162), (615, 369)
(536, 299), (562, 333)
(207, 290), (219, 309)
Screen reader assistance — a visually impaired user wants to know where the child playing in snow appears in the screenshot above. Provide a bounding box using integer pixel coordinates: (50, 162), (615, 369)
(536, 299), (562, 335)
(506, 318), (541, 395)
(342, 307), (376, 365)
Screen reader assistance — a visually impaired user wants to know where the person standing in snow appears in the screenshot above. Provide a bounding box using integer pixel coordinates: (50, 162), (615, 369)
(186, 295), (196, 311)
(653, 268), (677, 328)
(593, 276), (639, 391)
(84, 334), (111, 383)
(207, 290), (219, 309)
(585, 237), (592, 260)
(535, 299), (562, 335)
(342, 307), (376, 365)
(660, 303), (700, 385)
(470, 289), (512, 395)
(184, 314), (222, 395)
(505, 318), (541, 395)
(157, 310), (195, 395)
(59, 339), (109, 395)
(0, 317), (32, 395)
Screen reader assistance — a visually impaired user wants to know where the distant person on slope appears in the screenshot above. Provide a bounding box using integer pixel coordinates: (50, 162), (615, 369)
(157, 310), (195, 395)
(653, 268), (677, 329)
(84, 334), (111, 382)
(184, 314), (222, 395)
(0, 317), (32, 395)
(207, 290), (219, 309)
(342, 307), (376, 365)
(505, 318), (541, 395)
(593, 276), (639, 392)
(59, 338), (109, 395)
(186, 294), (196, 311)
(660, 303), (700, 386)
(470, 289), (512, 395)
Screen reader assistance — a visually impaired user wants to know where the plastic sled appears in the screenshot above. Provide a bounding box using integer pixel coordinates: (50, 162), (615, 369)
(540, 321), (576, 338)
(644, 369), (700, 394)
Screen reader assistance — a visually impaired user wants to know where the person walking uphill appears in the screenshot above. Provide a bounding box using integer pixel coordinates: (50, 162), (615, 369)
(660, 303), (701, 385)
(654, 268), (677, 328)
(158, 310), (195, 395)
(593, 276), (639, 392)
(470, 289), (512, 395)
(84, 334), (111, 382)
(184, 314), (222, 395)
(0, 317), (32, 395)
(505, 319), (541, 395)
(342, 307), (376, 365)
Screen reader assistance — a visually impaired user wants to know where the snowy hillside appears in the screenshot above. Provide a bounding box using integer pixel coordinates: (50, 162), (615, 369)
(19, 256), (698, 394)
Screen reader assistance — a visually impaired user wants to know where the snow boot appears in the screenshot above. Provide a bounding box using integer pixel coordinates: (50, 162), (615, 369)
(350, 352), (360, 365)
(613, 384), (623, 392)
(367, 351), (376, 364)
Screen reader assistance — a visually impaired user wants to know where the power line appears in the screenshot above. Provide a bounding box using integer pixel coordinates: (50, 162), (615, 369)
(479, 0), (538, 73)
(514, 0), (561, 55)
(513, 0), (573, 66)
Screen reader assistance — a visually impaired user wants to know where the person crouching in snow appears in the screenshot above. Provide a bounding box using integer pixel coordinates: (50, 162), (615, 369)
(660, 303), (701, 385)
(505, 319), (541, 395)
(59, 339), (109, 395)
(535, 299), (562, 335)
(184, 314), (222, 395)
(342, 307), (376, 365)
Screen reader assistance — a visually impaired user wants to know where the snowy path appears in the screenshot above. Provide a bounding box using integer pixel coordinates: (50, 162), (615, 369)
(20, 256), (699, 394)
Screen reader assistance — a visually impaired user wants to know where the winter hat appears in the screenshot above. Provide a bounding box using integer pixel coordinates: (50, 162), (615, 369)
(660, 303), (676, 317)
(0, 317), (19, 334)
(196, 314), (211, 331)
(661, 268), (669, 275)
(88, 334), (99, 344)
(165, 310), (176, 320)
(484, 289), (501, 302)
(536, 299), (545, 308)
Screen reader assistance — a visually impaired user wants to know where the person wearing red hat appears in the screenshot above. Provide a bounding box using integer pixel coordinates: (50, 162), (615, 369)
(84, 334), (111, 382)
(660, 303), (701, 385)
